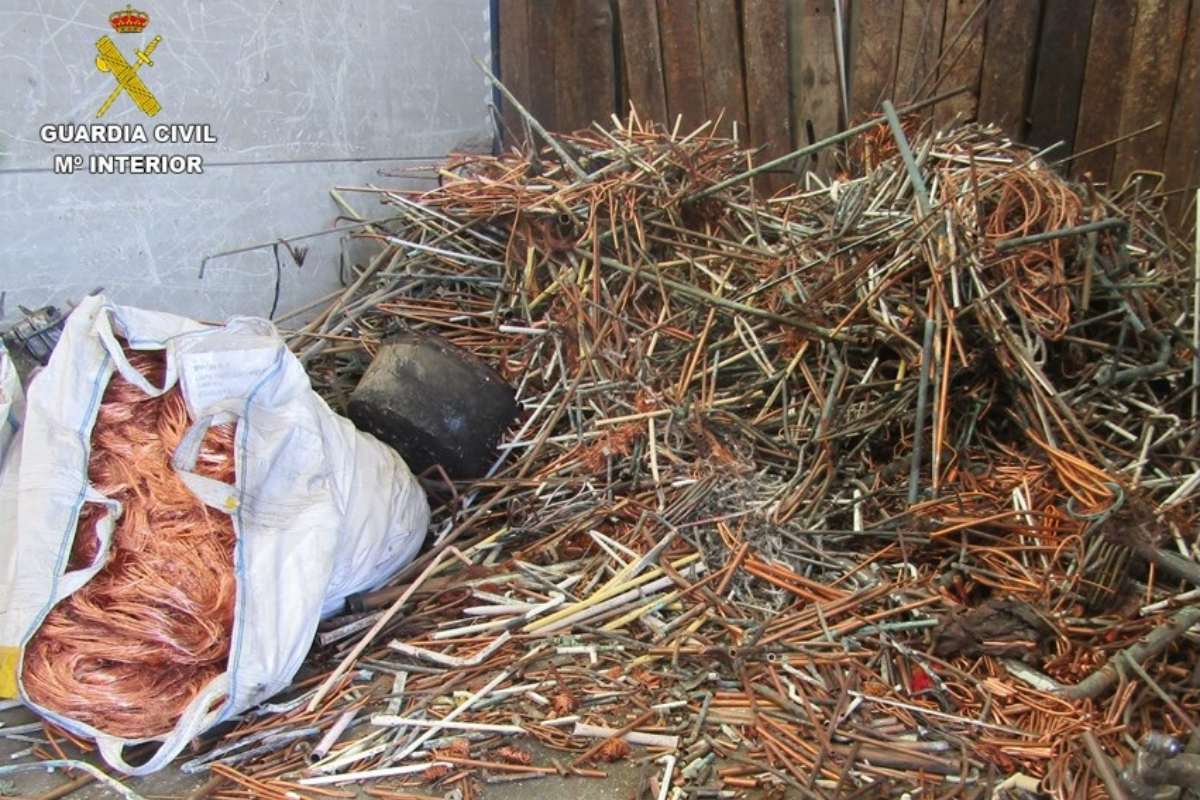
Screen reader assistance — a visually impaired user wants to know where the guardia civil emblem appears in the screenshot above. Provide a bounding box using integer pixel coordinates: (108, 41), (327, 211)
(95, 5), (162, 118)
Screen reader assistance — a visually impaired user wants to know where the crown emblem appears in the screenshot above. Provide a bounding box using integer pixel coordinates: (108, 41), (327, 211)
(109, 5), (149, 34)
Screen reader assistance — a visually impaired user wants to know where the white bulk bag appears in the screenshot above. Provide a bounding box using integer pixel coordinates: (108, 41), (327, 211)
(0, 342), (24, 701)
(0, 296), (429, 774)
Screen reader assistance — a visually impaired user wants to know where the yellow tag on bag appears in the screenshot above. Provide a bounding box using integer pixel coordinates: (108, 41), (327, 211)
(0, 646), (20, 699)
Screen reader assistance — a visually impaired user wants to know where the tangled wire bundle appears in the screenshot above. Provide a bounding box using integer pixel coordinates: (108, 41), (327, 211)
(23, 346), (237, 737)
(943, 164), (1083, 340)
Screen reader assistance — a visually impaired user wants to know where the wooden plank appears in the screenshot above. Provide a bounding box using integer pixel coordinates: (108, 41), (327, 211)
(1072, 0), (1137, 184)
(657, 0), (707, 131)
(553, 2), (583, 130)
(527, 0), (560, 131)
(697, 0), (748, 137)
(553, 1), (617, 132)
(743, 0), (792, 193)
(934, 0), (987, 128)
(617, 0), (669, 124)
(1112, 0), (1191, 185)
(894, 0), (946, 105)
(848, 0), (903, 118)
(791, 0), (843, 177)
(497, 0), (532, 146)
(976, 0), (1041, 140)
(1163, 0), (1200, 223)
(576, 0), (617, 128)
(1025, 0), (1094, 154)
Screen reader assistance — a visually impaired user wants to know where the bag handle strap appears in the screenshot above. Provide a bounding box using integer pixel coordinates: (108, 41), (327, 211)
(94, 310), (175, 397)
(170, 410), (242, 513)
(53, 488), (121, 599)
(94, 673), (231, 775)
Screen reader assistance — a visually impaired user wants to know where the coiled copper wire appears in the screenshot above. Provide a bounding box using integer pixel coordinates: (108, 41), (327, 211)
(942, 162), (1083, 340)
(23, 345), (237, 738)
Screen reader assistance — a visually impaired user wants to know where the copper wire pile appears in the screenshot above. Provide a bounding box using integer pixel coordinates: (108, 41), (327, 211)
(24, 347), (237, 738)
(49, 115), (1198, 799)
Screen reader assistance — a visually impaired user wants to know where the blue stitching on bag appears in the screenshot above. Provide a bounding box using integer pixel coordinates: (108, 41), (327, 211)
(220, 347), (286, 721)
(20, 352), (112, 650)
(0, 410), (20, 468)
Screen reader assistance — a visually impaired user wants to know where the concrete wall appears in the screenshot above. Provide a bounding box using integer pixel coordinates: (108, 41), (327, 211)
(0, 1), (492, 324)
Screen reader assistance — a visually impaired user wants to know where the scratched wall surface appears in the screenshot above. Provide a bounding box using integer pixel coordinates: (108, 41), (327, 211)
(0, 0), (493, 323)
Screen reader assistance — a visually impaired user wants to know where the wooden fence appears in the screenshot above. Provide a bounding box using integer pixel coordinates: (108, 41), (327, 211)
(496, 0), (1199, 220)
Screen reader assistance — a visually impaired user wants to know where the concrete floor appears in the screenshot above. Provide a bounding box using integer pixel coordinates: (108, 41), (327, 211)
(0, 705), (648, 799)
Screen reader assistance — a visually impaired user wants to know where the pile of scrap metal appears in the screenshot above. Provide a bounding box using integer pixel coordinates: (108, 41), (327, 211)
(217, 107), (1200, 799)
(10, 103), (1200, 799)
(216, 112), (1200, 800)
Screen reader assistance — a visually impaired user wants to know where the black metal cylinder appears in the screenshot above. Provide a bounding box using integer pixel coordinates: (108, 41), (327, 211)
(347, 332), (519, 481)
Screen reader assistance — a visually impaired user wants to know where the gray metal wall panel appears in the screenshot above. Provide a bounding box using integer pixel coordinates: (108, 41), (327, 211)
(0, 0), (492, 322)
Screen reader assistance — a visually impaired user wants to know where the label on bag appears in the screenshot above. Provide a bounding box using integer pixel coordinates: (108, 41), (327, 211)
(178, 347), (280, 417)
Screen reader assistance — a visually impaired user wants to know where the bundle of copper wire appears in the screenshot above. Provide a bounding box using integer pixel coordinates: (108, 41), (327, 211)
(23, 345), (237, 738)
(943, 163), (1083, 340)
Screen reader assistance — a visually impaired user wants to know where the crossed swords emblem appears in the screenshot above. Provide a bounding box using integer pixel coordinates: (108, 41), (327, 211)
(94, 34), (162, 117)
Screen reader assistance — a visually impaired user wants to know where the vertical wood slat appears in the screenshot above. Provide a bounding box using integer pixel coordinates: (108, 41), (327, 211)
(527, 0), (560, 131)
(743, 0), (793, 193)
(1025, 0), (1094, 154)
(934, 0), (987, 128)
(579, 0), (618, 129)
(848, 0), (903, 118)
(791, 0), (843, 176)
(894, 0), (946, 106)
(617, 0), (669, 124)
(657, 0), (707, 131)
(1112, 0), (1191, 186)
(552, 2), (581, 130)
(697, 0), (748, 137)
(553, 0), (617, 133)
(1071, 0), (1136, 184)
(976, 0), (1041, 139)
(501, 0), (1197, 202)
(1162, 0), (1200, 223)
(497, 0), (533, 146)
